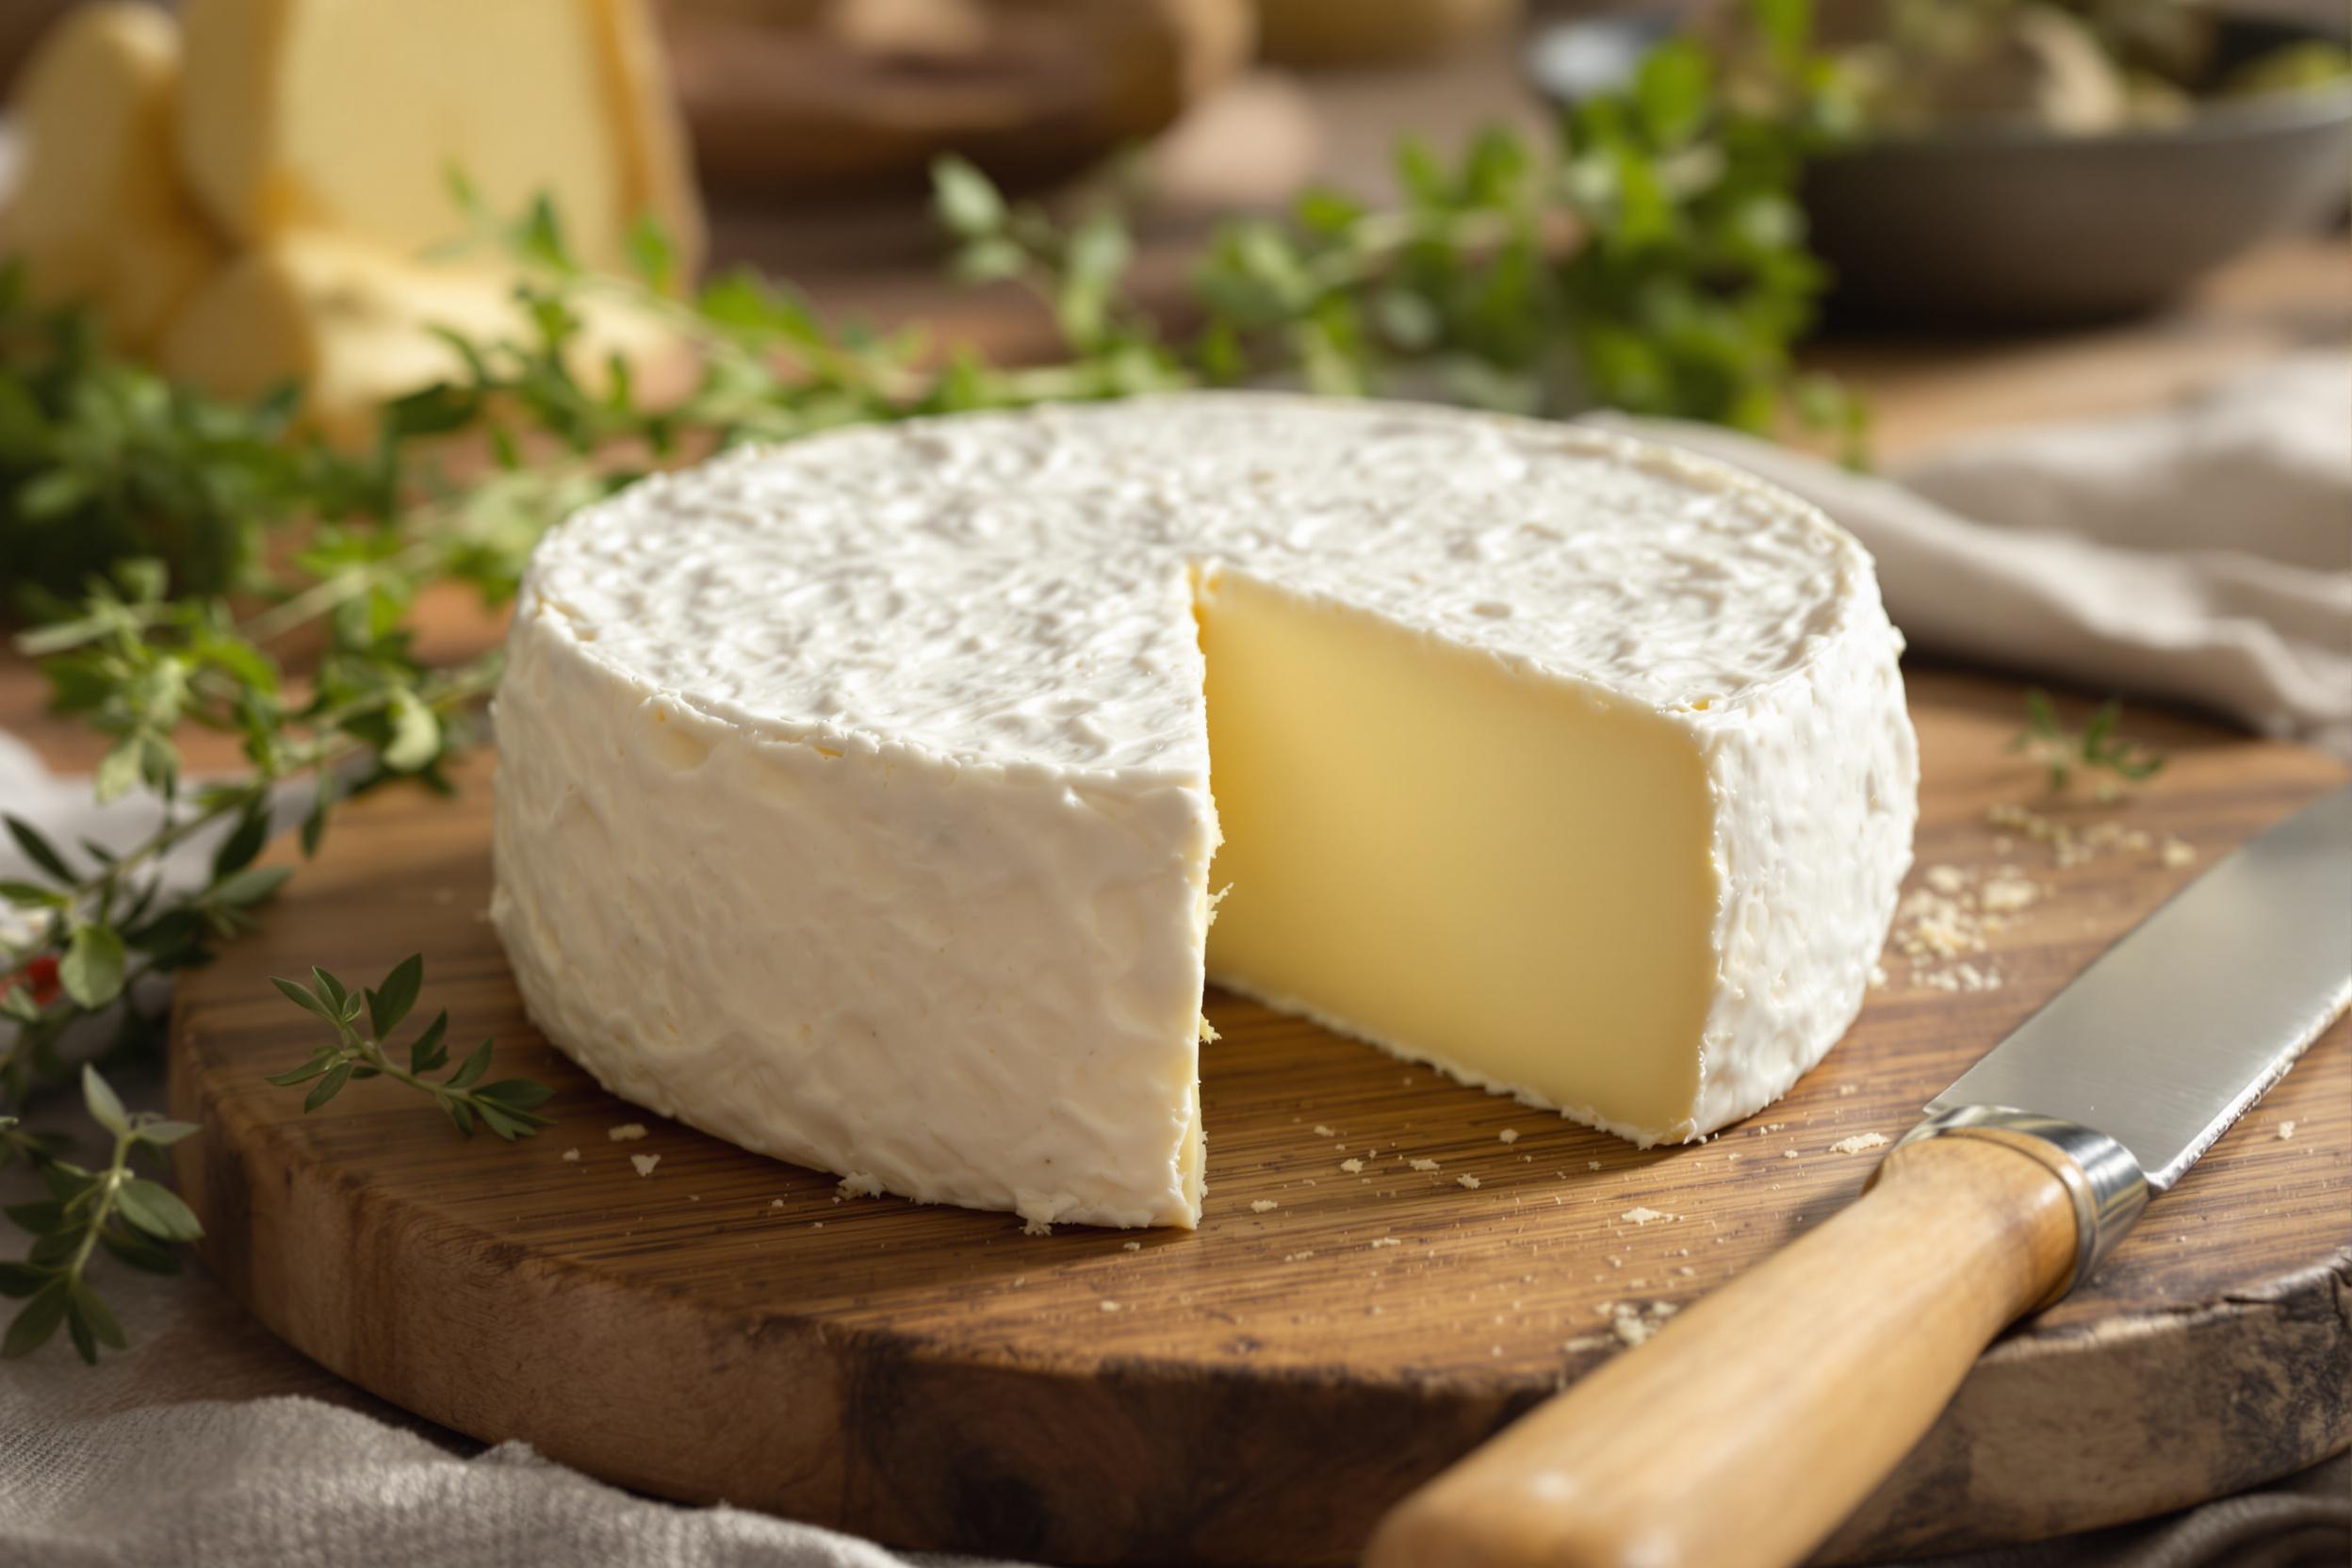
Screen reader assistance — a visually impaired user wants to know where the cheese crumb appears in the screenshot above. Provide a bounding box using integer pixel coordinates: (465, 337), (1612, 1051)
(1586, 1160), (1601, 1171)
(2161, 837), (2196, 868)
(1610, 1315), (1657, 1348)
(1099, 1300), (1121, 1313)
(1457, 1174), (1481, 1190)
(1980, 876), (2040, 914)
(1917, 960), (2003, 993)
(1197, 1014), (1219, 1043)
(770, 1199), (785, 1209)
(1408, 1157), (1442, 1172)
(629, 1153), (661, 1177)
(1021, 1217), (1054, 1236)
(1122, 1240), (1142, 1251)
(561, 1148), (580, 1163)
(1498, 1128), (1520, 1145)
(1250, 1199), (1279, 1213)
(2278, 1120), (2297, 1141)
(608, 1123), (649, 1142)
(1562, 1334), (1612, 1352)
(1620, 1207), (1673, 1225)
(837, 1172), (883, 1199)
(1830, 1132), (1889, 1155)
(1784, 1148), (1801, 1160)
(1368, 1236), (1402, 1249)
(1340, 1158), (1364, 1173)
(1282, 1250), (1317, 1262)
(1314, 1124), (1336, 1137)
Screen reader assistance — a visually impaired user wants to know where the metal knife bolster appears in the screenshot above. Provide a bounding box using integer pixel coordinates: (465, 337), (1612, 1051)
(1879, 1109), (2150, 1310)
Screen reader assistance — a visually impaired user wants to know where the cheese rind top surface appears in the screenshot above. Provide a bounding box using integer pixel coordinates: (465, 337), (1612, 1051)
(527, 396), (1874, 776)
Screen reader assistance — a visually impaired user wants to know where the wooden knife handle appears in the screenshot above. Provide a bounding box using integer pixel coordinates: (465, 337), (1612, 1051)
(1363, 1135), (2081, 1568)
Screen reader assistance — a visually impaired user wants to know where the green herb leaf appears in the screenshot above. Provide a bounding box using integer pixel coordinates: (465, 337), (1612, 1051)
(81, 1065), (129, 1136)
(263, 1054), (335, 1087)
(446, 1038), (493, 1090)
(68, 1278), (127, 1350)
(933, 156), (1006, 238)
(210, 808), (271, 880)
(58, 924), (127, 1009)
(368, 954), (424, 1037)
(408, 1010), (450, 1074)
(477, 1079), (555, 1111)
(303, 1062), (353, 1112)
(4, 816), (74, 885)
(209, 865), (291, 908)
(114, 1179), (204, 1243)
(3, 1280), (70, 1359)
(270, 975), (333, 1021)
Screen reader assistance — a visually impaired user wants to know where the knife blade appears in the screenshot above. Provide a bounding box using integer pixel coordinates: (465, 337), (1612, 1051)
(1367, 787), (2352, 1568)
(1931, 787), (2352, 1191)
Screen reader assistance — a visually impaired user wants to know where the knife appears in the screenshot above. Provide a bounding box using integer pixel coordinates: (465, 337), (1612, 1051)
(1366, 787), (2352, 1568)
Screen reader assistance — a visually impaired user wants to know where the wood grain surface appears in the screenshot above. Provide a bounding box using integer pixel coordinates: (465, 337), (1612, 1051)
(168, 668), (2351, 1566)
(1366, 1136), (2082, 1568)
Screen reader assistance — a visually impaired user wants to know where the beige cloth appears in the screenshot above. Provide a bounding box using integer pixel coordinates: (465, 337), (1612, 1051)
(5, 361), (2350, 1565)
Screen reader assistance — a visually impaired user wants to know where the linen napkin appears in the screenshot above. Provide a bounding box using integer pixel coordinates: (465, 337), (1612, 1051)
(4, 357), (2348, 1568)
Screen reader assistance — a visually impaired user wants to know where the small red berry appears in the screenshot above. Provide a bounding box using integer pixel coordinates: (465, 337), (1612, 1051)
(4, 954), (63, 1007)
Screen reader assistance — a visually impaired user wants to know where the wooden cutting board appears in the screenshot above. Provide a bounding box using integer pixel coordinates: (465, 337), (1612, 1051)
(169, 667), (2350, 1567)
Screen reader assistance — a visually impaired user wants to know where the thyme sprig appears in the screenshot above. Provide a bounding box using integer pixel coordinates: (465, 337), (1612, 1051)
(268, 956), (552, 1140)
(2012, 689), (2168, 796)
(0, 1066), (201, 1364)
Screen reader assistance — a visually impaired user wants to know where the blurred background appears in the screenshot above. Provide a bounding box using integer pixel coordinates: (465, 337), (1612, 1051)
(0, 0), (2344, 458)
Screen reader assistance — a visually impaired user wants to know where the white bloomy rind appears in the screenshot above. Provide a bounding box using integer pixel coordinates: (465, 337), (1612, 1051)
(491, 395), (1917, 1228)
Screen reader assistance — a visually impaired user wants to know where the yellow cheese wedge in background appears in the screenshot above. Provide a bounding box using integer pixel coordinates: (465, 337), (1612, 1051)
(157, 234), (677, 445)
(5, 3), (221, 350)
(176, 0), (704, 280)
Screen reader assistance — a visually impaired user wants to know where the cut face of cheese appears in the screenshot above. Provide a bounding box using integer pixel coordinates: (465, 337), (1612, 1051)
(6, 3), (220, 351)
(1200, 569), (1716, 1134)
(176, 0), (703, 277)
(156, 234), (673, 444)
(492, 396), (1918, 1229)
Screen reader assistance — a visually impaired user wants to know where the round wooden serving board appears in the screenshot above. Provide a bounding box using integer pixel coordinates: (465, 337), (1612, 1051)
(170, 668), (2350, 1566)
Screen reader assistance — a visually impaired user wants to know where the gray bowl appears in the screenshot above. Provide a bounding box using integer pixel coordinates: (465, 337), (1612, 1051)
(1528, 14), (2352, 327)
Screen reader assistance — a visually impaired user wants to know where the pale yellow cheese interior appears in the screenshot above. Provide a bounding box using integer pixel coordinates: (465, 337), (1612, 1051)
(1200, 568), (1717, 1132)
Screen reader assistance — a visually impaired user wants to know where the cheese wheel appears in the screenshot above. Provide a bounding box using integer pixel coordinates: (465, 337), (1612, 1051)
(492, 396), (1919, 1229)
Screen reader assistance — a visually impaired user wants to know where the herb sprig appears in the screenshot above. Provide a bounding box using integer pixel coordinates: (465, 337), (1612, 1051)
(2012, 689), (2168, 796)
(0, 1066), (201, 1364)
(268, 956), (552, 1139)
